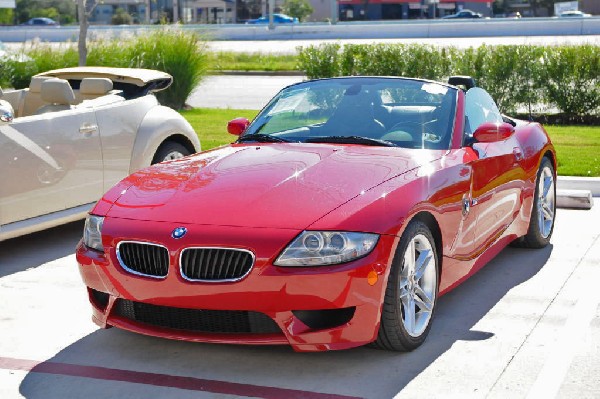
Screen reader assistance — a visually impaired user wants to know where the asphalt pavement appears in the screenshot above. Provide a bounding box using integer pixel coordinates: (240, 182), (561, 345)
(0, 204), (599, 398)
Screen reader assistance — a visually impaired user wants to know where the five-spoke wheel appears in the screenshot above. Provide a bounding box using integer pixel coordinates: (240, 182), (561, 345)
(374, 220), (439, 351)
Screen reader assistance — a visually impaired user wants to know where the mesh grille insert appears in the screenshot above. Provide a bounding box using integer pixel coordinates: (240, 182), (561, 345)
(114, 300), (281, 334)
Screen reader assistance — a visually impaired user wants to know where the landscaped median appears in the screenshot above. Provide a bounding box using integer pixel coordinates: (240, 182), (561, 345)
(297, 43), (600, 121)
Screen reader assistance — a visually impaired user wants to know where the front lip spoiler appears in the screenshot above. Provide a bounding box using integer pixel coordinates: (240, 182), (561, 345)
(108, 316), (289, 345)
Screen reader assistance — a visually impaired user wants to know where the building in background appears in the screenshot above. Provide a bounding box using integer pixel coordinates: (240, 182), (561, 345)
(580, 0), (599, 15)
(87, 0), (597, 24)
(90, 0), (235, 24)
(331, 0), (491, 21)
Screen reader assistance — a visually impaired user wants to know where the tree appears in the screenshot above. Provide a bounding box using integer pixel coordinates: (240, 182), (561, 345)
(77, 0), (98, 66)
(112, 7), (132, 25)
(0, 9), (14, 25)
(15, 0), (76, 24)
(281, 0), (313, 22)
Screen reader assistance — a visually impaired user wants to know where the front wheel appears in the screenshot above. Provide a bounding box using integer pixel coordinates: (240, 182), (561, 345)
(151, 141), (191, 165)
(373, 220), (439, 351)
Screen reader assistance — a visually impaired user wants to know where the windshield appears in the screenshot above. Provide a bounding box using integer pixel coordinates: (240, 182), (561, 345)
(242, 77), (457, 150)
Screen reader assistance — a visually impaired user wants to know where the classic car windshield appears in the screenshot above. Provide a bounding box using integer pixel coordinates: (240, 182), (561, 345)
(243, 77), (457, 149)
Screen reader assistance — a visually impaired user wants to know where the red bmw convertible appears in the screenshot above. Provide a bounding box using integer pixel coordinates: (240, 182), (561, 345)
(77, 76), (556, 352)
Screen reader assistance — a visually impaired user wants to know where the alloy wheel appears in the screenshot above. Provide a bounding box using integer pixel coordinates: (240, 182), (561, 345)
(399, 234), (437, 337)
(538, 165), (555, 239)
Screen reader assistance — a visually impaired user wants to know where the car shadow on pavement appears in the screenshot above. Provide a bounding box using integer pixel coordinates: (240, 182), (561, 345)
(18, 245), (552, 399)
(0, 221), (84, 278)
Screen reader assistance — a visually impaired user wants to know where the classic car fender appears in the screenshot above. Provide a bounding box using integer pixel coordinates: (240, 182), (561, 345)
(129, 105), (201, 173)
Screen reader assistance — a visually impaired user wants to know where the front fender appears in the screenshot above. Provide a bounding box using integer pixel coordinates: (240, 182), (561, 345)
(129, 105), (200, 173)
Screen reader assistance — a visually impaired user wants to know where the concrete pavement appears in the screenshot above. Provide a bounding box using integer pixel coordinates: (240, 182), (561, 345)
(0, 204), (599, 398)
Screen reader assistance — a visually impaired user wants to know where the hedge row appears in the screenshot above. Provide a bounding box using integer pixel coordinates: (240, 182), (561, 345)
(0, 29), (209, 110)
(297, 43), (600, 117)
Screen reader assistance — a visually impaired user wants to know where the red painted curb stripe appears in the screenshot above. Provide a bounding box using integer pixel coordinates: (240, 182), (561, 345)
(0, 356), (361, 399)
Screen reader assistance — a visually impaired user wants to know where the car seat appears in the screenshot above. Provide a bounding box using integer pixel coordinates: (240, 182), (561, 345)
(18, 76), (53, 117)
(321, 86), (386, 138)
(35, 79), (76, 114)
(79, 78), (113, 100)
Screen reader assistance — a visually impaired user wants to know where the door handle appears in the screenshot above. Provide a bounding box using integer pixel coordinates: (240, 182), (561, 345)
(79, 124), (98, 134)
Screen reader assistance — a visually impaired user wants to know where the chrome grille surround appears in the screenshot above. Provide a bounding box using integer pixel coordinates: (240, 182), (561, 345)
(116, 241), (170, 279)
(179, 247), (255, 282)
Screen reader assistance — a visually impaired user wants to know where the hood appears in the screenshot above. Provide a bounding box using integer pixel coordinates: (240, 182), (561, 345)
(105, 144), (438, 229)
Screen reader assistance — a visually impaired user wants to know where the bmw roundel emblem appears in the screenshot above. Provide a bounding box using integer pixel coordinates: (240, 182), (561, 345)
(171, 227), (187, 239)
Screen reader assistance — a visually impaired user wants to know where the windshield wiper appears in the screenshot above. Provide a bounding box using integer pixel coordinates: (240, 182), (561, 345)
(237, 133), (292, 143)
(305, 136), (397, 147)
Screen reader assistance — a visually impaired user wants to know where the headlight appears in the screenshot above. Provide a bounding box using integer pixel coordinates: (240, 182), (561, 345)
(274, 231), (379, 267)
(83, 215), (104, 252)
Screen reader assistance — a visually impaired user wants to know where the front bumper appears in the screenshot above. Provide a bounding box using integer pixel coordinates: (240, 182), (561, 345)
(76, 218), (398, 352)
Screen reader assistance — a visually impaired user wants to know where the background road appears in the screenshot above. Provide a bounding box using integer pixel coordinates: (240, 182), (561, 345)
(1, 205), (599, 398)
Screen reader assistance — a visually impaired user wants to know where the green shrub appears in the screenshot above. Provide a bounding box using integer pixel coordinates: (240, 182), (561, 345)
(297, 43), (599, 117)
(538, 45), (600, 117)
(1, 44), (78, 89)
(111, 8), (133, 25)
(0, 28), (209, 110)
(296, 43), (341, 78)
(90, 29), (209, 109)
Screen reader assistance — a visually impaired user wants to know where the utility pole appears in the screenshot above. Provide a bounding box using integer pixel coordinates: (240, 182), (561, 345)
(268, 0), (274, 29)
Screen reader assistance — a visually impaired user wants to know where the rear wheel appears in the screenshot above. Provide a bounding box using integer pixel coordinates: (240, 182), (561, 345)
(152, 141), (191, 164)
(373, 220), (439, 351)
(515, 157), (556, 248)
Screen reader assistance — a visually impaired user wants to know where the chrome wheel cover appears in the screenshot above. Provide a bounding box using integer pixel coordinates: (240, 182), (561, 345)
(399, 234), (437, 337)
(537, 166), (555, 239)
(163, 151), (185, 162)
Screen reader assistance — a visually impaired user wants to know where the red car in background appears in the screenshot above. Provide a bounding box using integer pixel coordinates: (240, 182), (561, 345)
(77, 76), (556, 352)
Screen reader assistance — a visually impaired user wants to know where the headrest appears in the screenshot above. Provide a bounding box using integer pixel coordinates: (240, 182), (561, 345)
(80, 78), (113, 95)
(40, 79), (76, 105)
(29, 76), (51, 93)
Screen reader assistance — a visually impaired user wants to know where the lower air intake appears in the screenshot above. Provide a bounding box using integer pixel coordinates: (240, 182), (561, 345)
(113, 299), (281, 334)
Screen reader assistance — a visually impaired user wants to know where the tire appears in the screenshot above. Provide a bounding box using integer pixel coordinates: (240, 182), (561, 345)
(372, 220), (439, 351)
(151, 141), (191, 165)
(515, 157), (556, 249)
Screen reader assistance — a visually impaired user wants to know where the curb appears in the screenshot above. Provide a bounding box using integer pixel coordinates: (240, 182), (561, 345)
(556, 177), (598, 210)
(557, 189), (593, 210)
(557, 176), (600, 196)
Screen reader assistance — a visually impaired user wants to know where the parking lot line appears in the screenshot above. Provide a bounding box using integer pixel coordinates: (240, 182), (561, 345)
(0, 356), (361, 399)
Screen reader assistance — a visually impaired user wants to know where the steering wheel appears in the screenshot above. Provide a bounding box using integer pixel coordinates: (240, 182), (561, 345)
(383, 121), (442, 145)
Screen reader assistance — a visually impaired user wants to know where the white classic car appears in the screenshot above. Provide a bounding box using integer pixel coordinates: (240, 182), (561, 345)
(0, 67), (201, 241)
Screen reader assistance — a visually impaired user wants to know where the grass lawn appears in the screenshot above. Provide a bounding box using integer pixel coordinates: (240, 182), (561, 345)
(546, 126), (600, 177)
(208, 52), (299, 72)
(180, 109), (600, 177)
(180, 108), (258, 150)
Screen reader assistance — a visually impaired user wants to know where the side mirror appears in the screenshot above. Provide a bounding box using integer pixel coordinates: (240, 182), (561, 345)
(0, 101), (14, 124)
(472, 122), (515, 143)
(227, 118), (250, 136)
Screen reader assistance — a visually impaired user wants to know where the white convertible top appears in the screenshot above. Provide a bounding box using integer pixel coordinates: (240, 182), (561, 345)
(36, 67), (173, 89)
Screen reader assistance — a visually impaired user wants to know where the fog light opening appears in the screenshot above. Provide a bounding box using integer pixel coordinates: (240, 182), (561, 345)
(292, 307), (356, 331)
